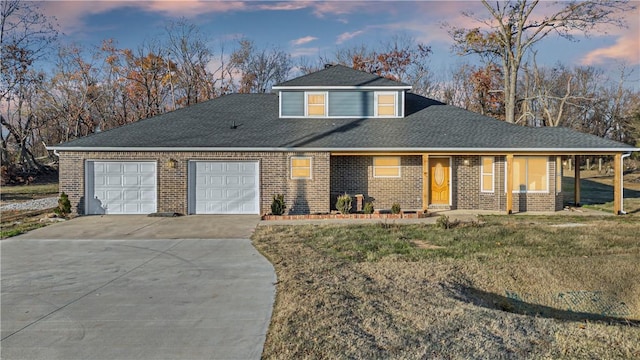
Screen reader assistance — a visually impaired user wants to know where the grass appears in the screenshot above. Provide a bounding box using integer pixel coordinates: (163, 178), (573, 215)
(0, 221), (46, 238)
(0, 182), (58, 201)
(563, 170), (640, 215)
(1, 182), (58, 238)
(252, 217), (640, 359)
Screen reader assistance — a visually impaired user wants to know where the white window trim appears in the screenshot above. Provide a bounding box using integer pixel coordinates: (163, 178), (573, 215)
(505, 156), (550, 193)
(290, 156), (313, 180)
(374, 91), (398, 118)
(480, 156), (495, 193)
(373, 156), (401, 178)
(556, 156), (563, 194)
(304, 92), (327, 117)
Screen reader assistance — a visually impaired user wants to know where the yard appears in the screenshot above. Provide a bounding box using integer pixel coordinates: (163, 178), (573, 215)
(0, 182), (58, 238)
(253, 216), (640, 359)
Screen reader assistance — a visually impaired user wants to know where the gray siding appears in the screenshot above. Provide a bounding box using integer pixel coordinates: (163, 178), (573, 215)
(328, 91), (374, 117)
(281, 90), (402, 118)
(281, 91), (304, 117)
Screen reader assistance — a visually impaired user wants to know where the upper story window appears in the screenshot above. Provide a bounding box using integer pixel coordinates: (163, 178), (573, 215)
(376, 92), (397, 117)
(306, 92), (326, 117)
(279, 90), (403, 118)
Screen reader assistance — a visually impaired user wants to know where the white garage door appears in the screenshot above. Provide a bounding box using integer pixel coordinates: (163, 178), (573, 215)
(189, 161), (259, 214)
(86, 161), (157, 215)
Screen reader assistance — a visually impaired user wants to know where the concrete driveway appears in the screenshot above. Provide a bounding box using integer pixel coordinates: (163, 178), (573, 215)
(1, 215), (275, 360)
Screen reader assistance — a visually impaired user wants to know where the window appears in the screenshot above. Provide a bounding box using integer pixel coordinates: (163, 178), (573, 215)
(376, 92), (396, 117)
(306, 93), (326, 116)
(480, 157), (494, 192)
(291, 157), (312, 179)
(373, 156), (401, 178)
(510, 156), (548, 192)
(556, 157), (562, 194)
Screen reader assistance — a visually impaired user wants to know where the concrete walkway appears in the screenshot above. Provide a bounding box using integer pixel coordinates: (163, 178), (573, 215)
(1, 215), (275, 360)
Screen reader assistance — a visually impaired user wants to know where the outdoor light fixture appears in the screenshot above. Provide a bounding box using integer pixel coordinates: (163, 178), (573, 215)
(463, 159), (470, 166)
(167, 158), (177, 169)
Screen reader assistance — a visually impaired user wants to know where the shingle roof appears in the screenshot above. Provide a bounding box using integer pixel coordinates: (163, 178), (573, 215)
(274, 64), (411, 88)
(52, 93), (635, 152)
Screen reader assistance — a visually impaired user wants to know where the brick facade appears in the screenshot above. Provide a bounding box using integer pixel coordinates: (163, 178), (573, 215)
(454, 155), (563, 212)
(59, 151), (330, 215)
(60, 151), (563, 216)
(330, 156), (422, 211)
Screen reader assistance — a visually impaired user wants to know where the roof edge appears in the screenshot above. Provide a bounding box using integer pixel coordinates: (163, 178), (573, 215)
(48, 146), (639, 153)
(272, 85), (412, 90)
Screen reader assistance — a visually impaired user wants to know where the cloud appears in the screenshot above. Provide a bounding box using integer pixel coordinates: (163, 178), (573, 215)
(291, 36), (318, 46)
(336, 30), (365, 44)
(581, 35), (640, 66)
(40, 1), (248, 34)
(290, 47), (320, 58)
(258, 2), (310, 11)
(580, 11), (640, 66)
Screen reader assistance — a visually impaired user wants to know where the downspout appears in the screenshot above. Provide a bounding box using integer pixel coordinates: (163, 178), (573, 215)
(620, 153), (631, 215)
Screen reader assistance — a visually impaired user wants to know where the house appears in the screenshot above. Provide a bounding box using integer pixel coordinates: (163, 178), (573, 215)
(49, 65), (637, 216)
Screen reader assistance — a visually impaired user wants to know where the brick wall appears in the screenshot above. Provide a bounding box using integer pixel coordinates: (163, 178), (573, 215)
(60, 151), (564, 215)
(453, 155), (561, 212)
(59, 151), (330, 215)
(330, 156), (422, 210)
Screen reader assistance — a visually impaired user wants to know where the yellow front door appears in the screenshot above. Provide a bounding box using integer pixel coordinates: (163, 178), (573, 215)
(430, 158), (450, 204)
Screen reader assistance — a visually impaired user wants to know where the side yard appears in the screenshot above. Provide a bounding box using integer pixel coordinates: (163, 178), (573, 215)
(252, 217), (640, 359)
(0, 183), (59, 238)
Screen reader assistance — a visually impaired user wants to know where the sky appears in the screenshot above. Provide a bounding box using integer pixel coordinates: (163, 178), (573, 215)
(36, 0), (640, 85)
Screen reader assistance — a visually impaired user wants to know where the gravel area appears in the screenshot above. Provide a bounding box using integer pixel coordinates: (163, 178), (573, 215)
(0, 197), (58, 211)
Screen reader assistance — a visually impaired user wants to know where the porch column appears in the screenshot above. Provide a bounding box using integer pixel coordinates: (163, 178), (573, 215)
(422, 154), (429, 212)
(506, 154), (513, 214)
(614, 153), (622, 215)
(574, 155), (581, 206)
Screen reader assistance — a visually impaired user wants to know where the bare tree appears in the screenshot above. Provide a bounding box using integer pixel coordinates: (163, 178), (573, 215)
(449, 0), (634, 124)
(230, 39), (291, 93)
(522, 58), (600, 127)
(164, 20), (216, 107)
(326, 35), (434, 96)
(1, 0), (58, 172)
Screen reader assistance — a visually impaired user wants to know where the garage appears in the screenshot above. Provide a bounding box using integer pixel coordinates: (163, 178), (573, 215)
(189, 161), (260, 214)
(85, 161), (157, 214)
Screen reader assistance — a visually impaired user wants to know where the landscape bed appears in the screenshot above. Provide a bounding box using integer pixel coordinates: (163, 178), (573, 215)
(252, 216), (640, 359)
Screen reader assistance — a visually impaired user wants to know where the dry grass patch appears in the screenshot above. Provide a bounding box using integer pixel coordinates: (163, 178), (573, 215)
(1, 182), (58, 238)
(253, 218), (640, 359)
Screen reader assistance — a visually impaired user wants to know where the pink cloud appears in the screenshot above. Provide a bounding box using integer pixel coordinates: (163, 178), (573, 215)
(40, 1), (248, 34)
(290, 47), (320, 58)
(580, 10), (640, 66)
(291, 36), (318, 46)
(336, 30), (365, 44)
(258, 2), (310, 11)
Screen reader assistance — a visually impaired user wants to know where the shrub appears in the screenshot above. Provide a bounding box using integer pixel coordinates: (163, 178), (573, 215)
(435, 214), (459, 229)
(271, 194), (286, 215)
(336, 194), (352, 214)
(363, 202), (374, 214)
(54, 192), (71, 217)
(391, 202), (401, 214)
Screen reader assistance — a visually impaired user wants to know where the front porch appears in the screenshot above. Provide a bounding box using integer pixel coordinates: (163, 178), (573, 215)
(328, 153), (628, 215)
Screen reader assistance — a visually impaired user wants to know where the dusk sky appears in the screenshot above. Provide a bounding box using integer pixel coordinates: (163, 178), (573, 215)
(38, 1), (640, 83)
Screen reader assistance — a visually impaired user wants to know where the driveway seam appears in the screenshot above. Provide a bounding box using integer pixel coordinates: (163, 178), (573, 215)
(123, 217), (166, 236)
(0, 239), (183, 342)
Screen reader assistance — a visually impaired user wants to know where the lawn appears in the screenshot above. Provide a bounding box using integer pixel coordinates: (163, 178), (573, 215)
(1, 182), (58, 238)
(252, 217), (640, 359)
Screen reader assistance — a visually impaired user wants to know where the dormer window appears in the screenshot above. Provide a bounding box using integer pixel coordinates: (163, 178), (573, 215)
(306, 92), (326, 116)
(376, 92), (397, 117)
